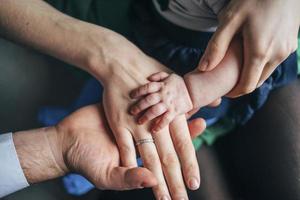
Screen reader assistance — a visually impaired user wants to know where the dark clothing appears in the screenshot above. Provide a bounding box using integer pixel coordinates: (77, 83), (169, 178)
(130, 0), (298, 125)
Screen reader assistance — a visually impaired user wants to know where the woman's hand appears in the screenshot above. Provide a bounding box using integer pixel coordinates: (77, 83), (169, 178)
(100, 46), (203, 199)
(198, 0), (300, 97)
(0, 1), (205, 197)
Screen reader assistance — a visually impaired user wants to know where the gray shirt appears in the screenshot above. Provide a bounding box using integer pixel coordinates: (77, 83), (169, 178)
(153, 0), (228, 32)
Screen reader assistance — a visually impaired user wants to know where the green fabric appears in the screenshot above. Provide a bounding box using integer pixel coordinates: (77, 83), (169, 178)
(193, 117), (236, 150)
(297, 36), (300, 74)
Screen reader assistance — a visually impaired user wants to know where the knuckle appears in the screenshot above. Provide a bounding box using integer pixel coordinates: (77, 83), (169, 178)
(137, 87), (145, 95)
(153, 104), (166, 114)
(131, 105), (139, 113)
(119, 143), (134, 155)
(276, 48), (289, 61)
(220, 9), (235, 23)
(208, 39), (220, 55)
(145, 83), (151, 92)
(252, 46), (268, 60)
(161, 153), (179, 168)
(143, 154), (159, 167)
(145, 94), (155, 103)
(238, 84), (256, 94)
(176, 139), (191, 155)
(136, 102), (144, 111)
(164, 113), (173, 122)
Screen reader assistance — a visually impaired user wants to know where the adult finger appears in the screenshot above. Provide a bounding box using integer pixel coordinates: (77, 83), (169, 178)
(188, 118), (206, 139)
(130, 82), (163, 99)
(148, 71), (169, 82)
(207, 98), (222, 107)
(113, 128), (138, 167)
(227, 42), (267, 98)
(257, 62), (279, 87)
(152, 111), (174, 133)
(154, 126), (189, 199)
(138, 103), (167, 124)
(136, 133), (171, 200)
(198, 5), (244, 71)
(106, 167), (157, 190)
(170, 115), (200, 191)
(130, 93), (161, 115)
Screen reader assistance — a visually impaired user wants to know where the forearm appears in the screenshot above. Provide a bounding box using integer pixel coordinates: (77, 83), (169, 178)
(13, 127), (67, 184)
(184, 38), (242, 108)
(0, 0), (122, 81)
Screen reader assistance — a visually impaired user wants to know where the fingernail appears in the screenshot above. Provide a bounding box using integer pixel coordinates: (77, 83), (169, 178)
(199, 60), (208, 71)
(189, 178), (200, 190)
(152, 128), (158, 133)
(160, 196), (170, 200)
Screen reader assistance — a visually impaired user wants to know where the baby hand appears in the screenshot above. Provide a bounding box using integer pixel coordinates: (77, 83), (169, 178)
(129, 72), (193, 133)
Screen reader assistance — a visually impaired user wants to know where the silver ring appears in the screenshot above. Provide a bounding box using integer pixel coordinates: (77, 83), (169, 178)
(135, 138), (155, 146)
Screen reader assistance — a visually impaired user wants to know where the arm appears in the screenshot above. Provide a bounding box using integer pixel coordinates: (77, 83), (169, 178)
(198, 0), (300, 97)
(6, 105), (157, 196)
(0, 104), (205, 197)
(0, 0), (137, 82)
(128, 38), (242, 132)
(0, 1), (203, 198)
(185, 37), (242, 108)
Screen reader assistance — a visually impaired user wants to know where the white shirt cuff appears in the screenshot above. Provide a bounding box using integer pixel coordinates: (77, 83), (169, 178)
(0, 133), (29, 197)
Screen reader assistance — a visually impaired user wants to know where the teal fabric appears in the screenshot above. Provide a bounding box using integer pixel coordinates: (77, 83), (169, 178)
(297, 36), (300, 74)
(45, 0), (133, 36)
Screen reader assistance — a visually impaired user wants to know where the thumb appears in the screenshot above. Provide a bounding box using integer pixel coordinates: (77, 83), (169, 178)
(188, 118), (206, 139)
(198, 10), (243, 71)
(107, 167), (157, 190)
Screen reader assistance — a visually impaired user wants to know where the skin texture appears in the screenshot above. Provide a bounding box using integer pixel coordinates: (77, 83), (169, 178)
(0, 1), (204, 198)
(13, 104), (206, 191)
(102, 58), (201, 199)
(198, 0), (300, 97)
(130, 38), (242, 132)
(130, 72), (193, 133)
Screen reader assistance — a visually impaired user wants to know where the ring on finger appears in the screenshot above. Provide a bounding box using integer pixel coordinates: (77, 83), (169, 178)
(135, 138), (155, 146)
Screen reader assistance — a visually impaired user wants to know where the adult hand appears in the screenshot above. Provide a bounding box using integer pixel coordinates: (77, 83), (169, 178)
(198, 0), (300, 97)
(56, 104), (157, 190)
(58, 104), (206, 190)
(101, 51), (204, 199)
(14, 104), (206, 192)
(0, 1), (205, 197)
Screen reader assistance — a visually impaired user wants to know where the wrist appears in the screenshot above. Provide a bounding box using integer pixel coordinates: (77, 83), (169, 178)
(13, 127), (68, 184)
(184, 72), (206, 109)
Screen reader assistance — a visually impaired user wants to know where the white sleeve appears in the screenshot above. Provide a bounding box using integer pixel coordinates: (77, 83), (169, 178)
(0, 133), (29, 198)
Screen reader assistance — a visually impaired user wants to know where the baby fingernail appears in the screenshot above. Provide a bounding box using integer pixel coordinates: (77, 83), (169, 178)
(189, 178), (200, 190)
